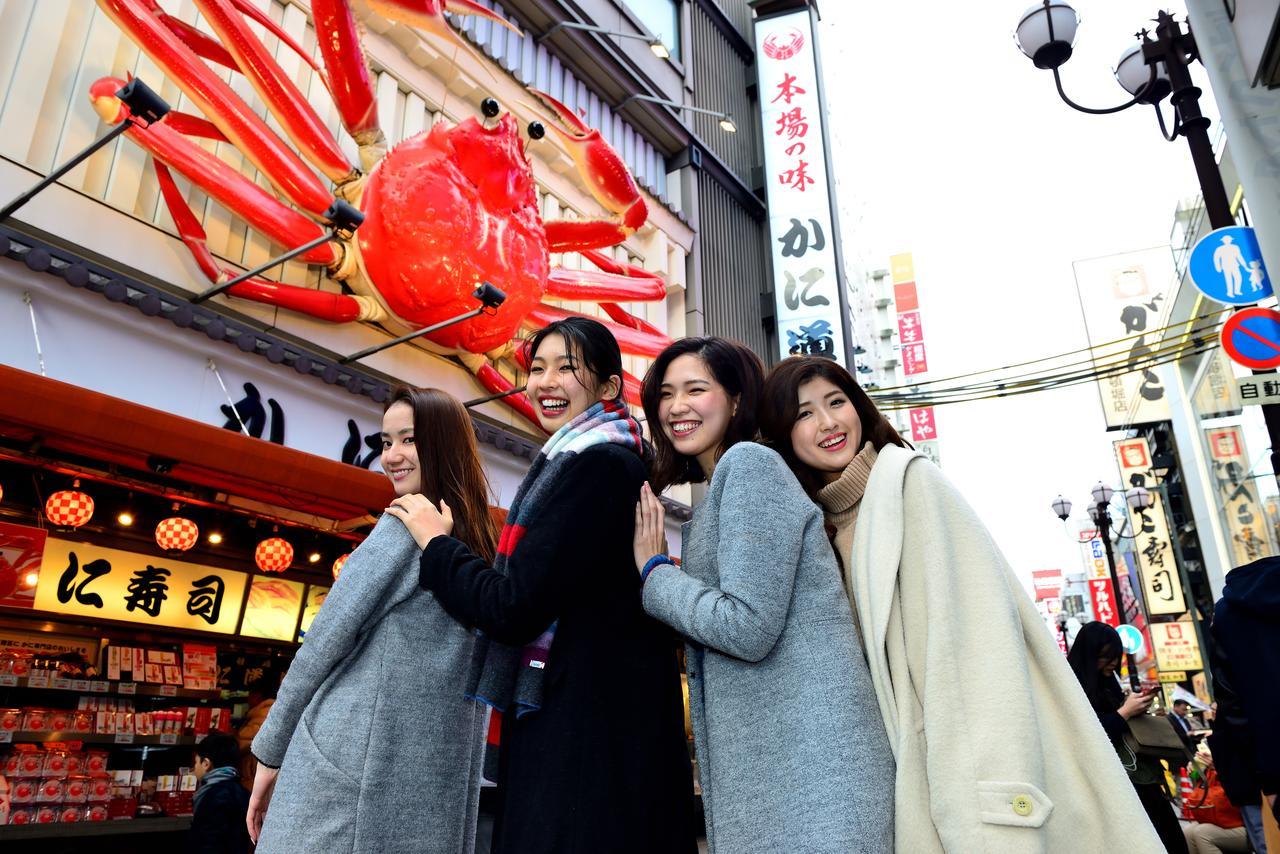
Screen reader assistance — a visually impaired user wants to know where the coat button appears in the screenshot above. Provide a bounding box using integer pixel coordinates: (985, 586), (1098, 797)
(1011, 795), (1033, 817)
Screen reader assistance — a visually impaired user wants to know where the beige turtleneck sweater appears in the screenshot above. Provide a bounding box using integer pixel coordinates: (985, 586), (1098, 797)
(816, 442), (878, 612)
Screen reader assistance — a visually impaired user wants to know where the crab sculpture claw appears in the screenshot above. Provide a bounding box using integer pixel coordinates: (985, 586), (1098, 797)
(525, 88), (648, 253)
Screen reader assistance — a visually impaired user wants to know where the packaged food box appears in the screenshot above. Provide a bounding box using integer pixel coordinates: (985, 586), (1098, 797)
(10, 778), (37, 804)
(58, 805), (82, 823)
(87, 777), (111, 802)
(0, 708), (21, 732)
(47, 709), (73, 732)
(36, 778), (64, 803)
(107, 796), (136, 820)
(21, 708), (50, 732)
(64, 776), (90, 803)
(2, 752), (21, 775)
(63, 752), (85, 775)
(13, 751), (45, 778)
(33, 805), (59, 824)
(71, 710), (93, 734)
(155, 775), (176, 792)
(7, 807), (35, 825)
(84, 751), (110, 777)
(43, 750), (71, 778)
(84, 804), (109, 822)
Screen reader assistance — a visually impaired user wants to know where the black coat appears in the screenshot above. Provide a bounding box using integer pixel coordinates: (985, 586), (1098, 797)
(1208, 556), (1280, 804)
(419, 443), (698, 854)
(187, 778), (251, 854)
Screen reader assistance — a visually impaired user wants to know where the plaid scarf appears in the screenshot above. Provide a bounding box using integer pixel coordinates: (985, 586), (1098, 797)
(466, 400), (643, 717)
(192, 766), (239, 810)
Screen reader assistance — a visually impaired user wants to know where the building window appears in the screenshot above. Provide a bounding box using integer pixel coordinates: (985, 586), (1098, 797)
(624, 0), (680, 55)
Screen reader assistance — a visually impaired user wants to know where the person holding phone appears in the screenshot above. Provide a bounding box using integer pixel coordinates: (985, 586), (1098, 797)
(1068, 622), (1187, 853)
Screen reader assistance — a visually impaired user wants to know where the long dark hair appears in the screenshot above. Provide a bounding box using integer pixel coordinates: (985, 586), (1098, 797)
(1066, 621), (1125, 721)
(526, 316), (624, 404)
(642, 337), (763, 494)
(759, 357), (908, 496)
(385, 387), (498, 564)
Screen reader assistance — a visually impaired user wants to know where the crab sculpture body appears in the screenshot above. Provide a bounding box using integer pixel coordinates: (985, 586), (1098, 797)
(89, 0), (670, 428)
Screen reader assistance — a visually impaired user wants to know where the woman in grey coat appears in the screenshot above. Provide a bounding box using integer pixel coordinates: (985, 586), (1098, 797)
(247, 388), (495, 853)
(633, 338), (895, 854)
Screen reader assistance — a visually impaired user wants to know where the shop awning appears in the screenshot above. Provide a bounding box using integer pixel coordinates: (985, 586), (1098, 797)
(0, 365), (393, 523)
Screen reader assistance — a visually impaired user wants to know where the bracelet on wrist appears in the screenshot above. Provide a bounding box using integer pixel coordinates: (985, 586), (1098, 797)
(641, 554), (674, 584)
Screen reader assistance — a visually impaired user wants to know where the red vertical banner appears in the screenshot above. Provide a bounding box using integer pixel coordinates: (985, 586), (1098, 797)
(908, 407), (937, 442)
(1089, 578), (1120, 627)
(902, 343), (929, 376)
(897, 311), (924, 345)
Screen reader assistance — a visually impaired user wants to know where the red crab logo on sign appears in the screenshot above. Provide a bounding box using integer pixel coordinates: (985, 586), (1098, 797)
(763, 27), (805, 61)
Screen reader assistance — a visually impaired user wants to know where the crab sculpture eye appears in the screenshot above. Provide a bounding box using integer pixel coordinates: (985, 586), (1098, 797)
(481, 97), (500, 118)
(527, 121), (545, 140)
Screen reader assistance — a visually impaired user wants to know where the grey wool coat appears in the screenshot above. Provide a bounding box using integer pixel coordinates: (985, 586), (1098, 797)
(642, 441), (895, 854)
(251, 515), (487, 854)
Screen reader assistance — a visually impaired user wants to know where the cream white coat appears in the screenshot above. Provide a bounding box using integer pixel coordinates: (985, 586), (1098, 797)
(847, 445), (1164, 853)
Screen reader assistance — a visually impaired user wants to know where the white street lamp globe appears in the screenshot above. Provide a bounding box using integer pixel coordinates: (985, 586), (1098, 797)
(1114, 42), (1171, 103)
(1015, 1), (1080, 70)
(1051, 494), (1073, 520)
(1126, 485), (1154, 511)
(1091, 481), (1115, 506)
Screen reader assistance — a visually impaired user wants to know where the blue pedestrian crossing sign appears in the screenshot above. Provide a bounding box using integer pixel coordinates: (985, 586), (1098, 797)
(1117, 624), (1144, 655)
(1189, 226), (1271, 305)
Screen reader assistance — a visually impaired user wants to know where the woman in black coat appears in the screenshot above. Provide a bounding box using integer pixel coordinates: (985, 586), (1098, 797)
(388, 318), (697, 854)
(1067, 622), (1188, 854)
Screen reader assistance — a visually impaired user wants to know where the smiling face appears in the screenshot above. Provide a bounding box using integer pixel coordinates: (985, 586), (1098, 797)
(525, 332), (610, 432)
(657, 354), (737, 477)
(790, 376), (864, 483)
(380, 401), (422, 495)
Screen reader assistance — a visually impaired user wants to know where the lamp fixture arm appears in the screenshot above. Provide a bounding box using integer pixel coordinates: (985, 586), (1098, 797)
(1154, 101), (1181, 141)
(617, 94), (731, 121)
(1050, 63), (1155, 115)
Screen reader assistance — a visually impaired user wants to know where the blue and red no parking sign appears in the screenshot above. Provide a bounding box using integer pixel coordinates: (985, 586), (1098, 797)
(1221, 307), (1280, 369)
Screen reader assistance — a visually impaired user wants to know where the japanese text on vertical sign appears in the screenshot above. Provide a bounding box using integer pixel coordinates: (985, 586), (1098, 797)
(755, 11), (847, 366)
(1113, 438), (1186, 616)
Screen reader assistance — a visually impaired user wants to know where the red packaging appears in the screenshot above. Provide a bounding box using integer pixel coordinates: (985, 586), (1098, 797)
(64, 752), (85, 775)
(58, 805), (82, 823)
(10, 778), (37, 804)
(47, 709), (72, 732)
(8, 808), (35, 825)
(2, 752), (20, 776)
(33, 805), (58, 824)
(0, 708), (21, 732)
(64, 776), (90, 803)
(194, 707), (212, 735)
(70, 711), (93, 734)
(14, 751), (44, 777)
(107, 796), (136, 820)
(87, 777), (111, 802)
(84, 804), (109, 822)
(22, 708), (50, 732)
(10, 653), (32, 678)
(36, 778), (64, 803)
(43, 751), (70, 778)
(84, 751), (109, 777)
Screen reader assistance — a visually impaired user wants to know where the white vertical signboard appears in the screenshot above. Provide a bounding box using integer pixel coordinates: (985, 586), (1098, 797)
(755, 11), (848, 366)
(1073, 247), (1177, 429)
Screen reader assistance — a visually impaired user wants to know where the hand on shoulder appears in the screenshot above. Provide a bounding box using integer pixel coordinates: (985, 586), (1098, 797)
(385, 494), (453, 549)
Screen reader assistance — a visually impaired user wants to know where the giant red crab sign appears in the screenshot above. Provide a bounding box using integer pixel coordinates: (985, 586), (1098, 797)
(88, 0), (671, 430)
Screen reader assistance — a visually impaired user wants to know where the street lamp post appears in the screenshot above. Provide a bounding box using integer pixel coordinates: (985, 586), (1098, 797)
(1016, 2), (1280, 483)
(1053, 483), (1142, 690)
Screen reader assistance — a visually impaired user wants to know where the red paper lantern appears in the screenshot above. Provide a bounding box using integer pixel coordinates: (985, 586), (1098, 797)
(45, 490), (94, 528)
(155, 517), (199, 552)
(332, 553), (351, 581)
(255, 537), (294, 573)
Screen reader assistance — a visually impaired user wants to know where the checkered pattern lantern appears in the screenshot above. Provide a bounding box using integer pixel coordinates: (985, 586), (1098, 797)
(155, 517), (199, 552)
(45, 490), (95, 528)
(255, 537), (294, 573)
(332, 553), (351, 581)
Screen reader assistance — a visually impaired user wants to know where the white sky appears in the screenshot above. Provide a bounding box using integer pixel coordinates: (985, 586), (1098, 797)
(819, 1), (1214, 586)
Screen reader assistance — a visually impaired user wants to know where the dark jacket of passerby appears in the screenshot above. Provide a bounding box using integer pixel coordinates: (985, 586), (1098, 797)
(189, 772), (251, 854)
(1208, 555), (1280, 805)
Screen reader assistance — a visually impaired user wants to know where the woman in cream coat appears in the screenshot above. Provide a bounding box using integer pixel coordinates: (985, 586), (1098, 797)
(760, 357), (1165, 854)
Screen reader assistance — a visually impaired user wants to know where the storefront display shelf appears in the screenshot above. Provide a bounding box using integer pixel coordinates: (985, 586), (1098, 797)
(3, 731), (199, 747)
(0, 675), (219, 700)
(0, 815), (191, 840)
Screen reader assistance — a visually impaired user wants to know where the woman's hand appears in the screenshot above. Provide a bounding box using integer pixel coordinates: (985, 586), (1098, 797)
(1119, 690), (1155, 719)
(246, 762), (279, 844)
(633, 482), (669, 574)
(386, 494), (453, 549)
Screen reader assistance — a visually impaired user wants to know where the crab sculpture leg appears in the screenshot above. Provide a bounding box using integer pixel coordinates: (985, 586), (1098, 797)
(92, 0), (671, 430)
